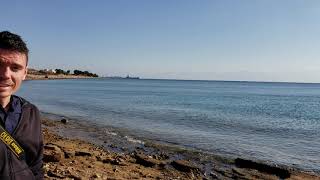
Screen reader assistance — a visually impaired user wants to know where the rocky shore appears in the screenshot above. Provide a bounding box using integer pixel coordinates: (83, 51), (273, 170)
(42, 117), (320, 180)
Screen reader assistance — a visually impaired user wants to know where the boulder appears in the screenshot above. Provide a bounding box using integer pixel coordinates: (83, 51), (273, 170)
(44, 144), (64, 162)
(102, 157), (128, 166)
(44, 144), (60, 151)
(60, 118), (68, 124)
(135, 153), (165, 167)
(171, 160), (200, 172)
(75, 151), (92, 156)
(47, 170), (65, 178)
(235, 158), (290, 179)
(64, 149), (75, 158)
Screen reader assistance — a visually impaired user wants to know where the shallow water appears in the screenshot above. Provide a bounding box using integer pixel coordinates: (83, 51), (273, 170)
(18, 79), (320, 172)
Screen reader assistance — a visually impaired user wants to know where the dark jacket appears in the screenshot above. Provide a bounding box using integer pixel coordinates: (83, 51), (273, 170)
(0, 97), (43, 180)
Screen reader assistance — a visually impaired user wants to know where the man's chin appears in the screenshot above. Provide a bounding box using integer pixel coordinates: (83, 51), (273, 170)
(0, 92), (12, 99)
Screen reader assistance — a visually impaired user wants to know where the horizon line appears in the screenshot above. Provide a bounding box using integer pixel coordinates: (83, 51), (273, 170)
(101, 77), (320, 85)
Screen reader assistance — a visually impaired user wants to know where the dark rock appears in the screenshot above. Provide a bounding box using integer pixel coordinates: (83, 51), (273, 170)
(209, 171), (218, 178)
(96, 156), (103, 161)
(75, 151), (92, 156)
(171, 160), (200, 172)
(120, 147), (128, 151)
(232, 167), (245, 176)
(102, 158), (122, 165)
(44, 144), (60, 151)
(64, 150), (75, 158)
(47, 170), (65, 178)
(158, 152), (170, 160)
(235, 158), (290, 179)
(91, 173), (101, 178)
(113, 168), (118, 172)
(60, 118), (68, 124)
(135, 153), (165, 167)
(109, 144), (117, 148)
(67, 174), (82, 180)
(44, 144), (64, 162)
(44, 152), (63, 162)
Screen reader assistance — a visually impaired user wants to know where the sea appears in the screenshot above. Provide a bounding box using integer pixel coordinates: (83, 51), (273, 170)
(17, 78), (320, 172)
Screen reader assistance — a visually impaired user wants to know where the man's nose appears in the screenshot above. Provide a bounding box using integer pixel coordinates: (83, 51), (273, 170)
(0, 66), (11, 79)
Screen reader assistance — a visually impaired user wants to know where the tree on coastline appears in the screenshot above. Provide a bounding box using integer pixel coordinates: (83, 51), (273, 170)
(55, 69), (66, 74)
(73, 69), (98, 77)
(28, 68), (98, 77)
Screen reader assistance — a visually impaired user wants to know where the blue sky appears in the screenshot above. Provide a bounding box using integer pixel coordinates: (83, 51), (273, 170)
(2, 0), (320, 82)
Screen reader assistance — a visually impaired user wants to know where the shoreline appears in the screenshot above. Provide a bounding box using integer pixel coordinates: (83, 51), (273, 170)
(42, 114), (320, 179)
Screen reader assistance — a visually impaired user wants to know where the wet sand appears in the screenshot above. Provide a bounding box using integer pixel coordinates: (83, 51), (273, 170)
(42, 116), (320, 180)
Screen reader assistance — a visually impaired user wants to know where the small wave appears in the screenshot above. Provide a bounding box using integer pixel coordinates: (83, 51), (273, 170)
(125, 136), (144, 144)
(105, 130), (117, 136)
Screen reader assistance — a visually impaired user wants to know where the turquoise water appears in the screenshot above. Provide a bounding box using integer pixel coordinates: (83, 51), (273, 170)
(18, 79), (320, 172)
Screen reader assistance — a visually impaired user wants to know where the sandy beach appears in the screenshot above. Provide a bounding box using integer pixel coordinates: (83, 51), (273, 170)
(42, 116), (320, 180)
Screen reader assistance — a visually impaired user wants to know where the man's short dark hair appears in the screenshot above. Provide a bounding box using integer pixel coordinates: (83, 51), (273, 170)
(0, 31), (29, 63)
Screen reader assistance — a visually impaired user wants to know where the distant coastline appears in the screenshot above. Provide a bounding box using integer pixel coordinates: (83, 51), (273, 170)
(105, 75), (140, 80)
(25, 74), (98, 80)
(26, 68), (99, 80)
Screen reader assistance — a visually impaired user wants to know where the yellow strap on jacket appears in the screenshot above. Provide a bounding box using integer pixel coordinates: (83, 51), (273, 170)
(0, 125), (25, 159)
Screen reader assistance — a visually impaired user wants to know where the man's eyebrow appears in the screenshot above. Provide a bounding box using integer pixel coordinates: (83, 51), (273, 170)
(11, 62), (25, 68)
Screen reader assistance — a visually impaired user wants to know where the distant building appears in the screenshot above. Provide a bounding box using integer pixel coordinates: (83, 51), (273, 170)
(43, 69), (56, 73)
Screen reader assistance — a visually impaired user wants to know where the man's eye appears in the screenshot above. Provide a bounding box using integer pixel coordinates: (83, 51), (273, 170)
(11, 66), (21, 71)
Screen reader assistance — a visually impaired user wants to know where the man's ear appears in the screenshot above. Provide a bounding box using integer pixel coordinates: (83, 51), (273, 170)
(22, 66), (28, 80)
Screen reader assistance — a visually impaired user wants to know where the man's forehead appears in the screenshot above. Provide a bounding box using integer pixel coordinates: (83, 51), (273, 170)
(0, 49), (27, 65)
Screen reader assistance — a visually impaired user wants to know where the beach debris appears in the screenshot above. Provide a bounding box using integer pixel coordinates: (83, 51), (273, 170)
(171, 160), (200, 172)
(235, 158), (290, 179)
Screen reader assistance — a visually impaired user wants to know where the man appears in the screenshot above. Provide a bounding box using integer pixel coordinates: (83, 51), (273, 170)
(0, 31), (43, 179)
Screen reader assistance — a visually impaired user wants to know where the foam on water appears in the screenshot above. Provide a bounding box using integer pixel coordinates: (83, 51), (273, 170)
(105, 130), (118, 136)
(124, 136), (145, 145)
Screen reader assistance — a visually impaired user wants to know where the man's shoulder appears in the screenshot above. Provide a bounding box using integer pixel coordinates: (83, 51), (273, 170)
(12, 95), (38, 110)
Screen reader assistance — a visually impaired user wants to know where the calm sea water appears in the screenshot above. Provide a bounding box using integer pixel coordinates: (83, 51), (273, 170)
(17, 79), (320, 172)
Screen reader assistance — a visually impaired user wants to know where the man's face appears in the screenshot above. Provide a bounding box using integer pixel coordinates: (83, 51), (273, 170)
(0, 49), (27, 100)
